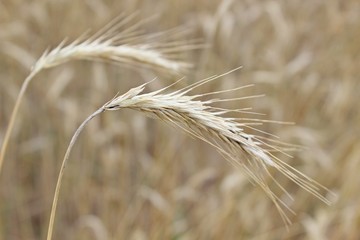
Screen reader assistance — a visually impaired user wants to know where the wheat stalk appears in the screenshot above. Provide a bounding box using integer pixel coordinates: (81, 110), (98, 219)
(47, 68), (333, 239)
(0, 14), (198, 174)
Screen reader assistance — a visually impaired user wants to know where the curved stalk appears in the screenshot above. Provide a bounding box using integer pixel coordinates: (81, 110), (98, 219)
(46, 107), (105, 240)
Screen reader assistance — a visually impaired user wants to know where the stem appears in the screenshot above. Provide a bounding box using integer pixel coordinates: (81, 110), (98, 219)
(0, 70), (38, 174)
(46, 107), (105, 240)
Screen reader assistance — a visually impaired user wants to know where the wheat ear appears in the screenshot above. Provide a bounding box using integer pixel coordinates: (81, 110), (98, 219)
(47, 69), (333, 239)
(102, 69), (333, 224)
(0, 14), (197, 174)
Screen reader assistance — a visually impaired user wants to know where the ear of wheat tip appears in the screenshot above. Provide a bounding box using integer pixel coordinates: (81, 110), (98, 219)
(103, 69), (333, 224)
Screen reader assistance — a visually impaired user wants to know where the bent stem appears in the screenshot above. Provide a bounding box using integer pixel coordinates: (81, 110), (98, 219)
(0, 70), (38, 173)
(46, 107), (105, 240)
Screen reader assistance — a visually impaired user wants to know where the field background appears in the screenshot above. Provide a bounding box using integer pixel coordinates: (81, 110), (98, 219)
(1, 0), (359, 239)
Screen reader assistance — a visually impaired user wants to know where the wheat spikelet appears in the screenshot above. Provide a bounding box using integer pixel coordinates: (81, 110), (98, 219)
(102, 68), (333, 224)
(0, 14), (198, 174)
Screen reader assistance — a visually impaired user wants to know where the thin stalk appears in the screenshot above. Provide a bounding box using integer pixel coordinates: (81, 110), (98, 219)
(46, 107), (105, 240)
(0, 70), (38, 173)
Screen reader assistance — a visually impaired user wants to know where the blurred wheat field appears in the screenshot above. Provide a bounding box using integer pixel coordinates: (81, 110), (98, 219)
(1, 0), (360, 239)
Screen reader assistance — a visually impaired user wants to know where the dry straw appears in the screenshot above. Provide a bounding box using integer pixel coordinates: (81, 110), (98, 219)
(0, 13), (199, 173)
(46, 68), (333, 240)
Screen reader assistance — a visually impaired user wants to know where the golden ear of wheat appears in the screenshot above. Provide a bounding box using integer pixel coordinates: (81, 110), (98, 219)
(33, 14), (195, 74)
(47, 69), (335, 240)
(103, 69), (333, 225)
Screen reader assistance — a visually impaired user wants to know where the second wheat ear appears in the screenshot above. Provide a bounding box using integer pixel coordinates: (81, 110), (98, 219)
(47, 68), (334, 240)
(0, 13), (201, 174)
